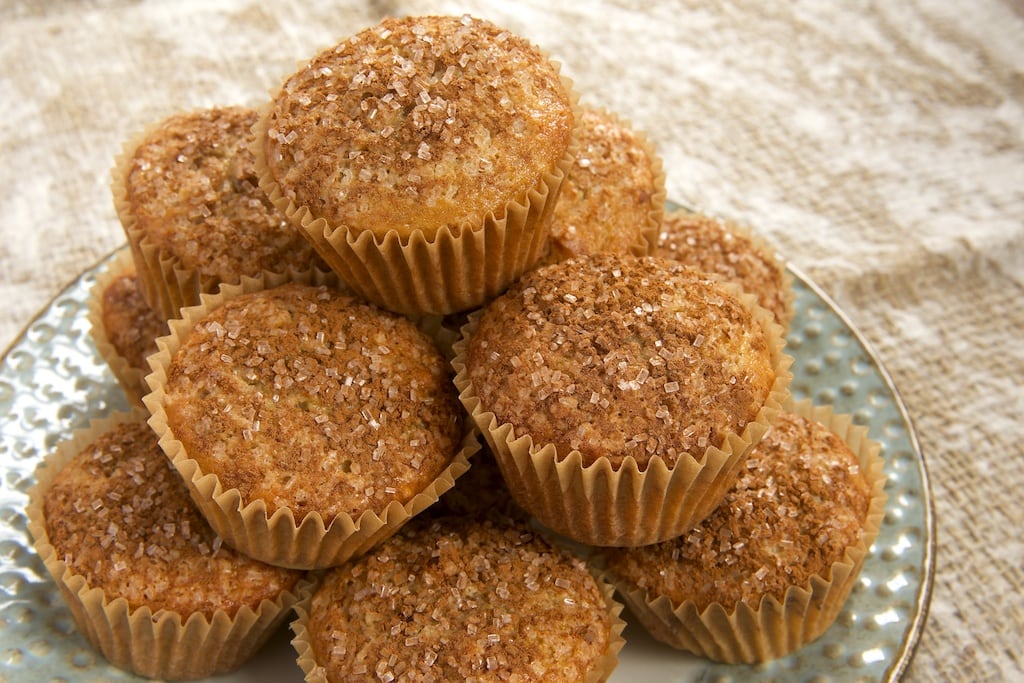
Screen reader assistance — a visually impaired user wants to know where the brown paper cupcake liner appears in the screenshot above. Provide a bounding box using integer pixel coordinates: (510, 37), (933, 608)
(289, 561), (627, 683)
(142, 270), (480, 569)
(451, 288), (793, 548)
(25, 408), (316, 680)
(251, 72), (581, 318)
(110, 111), (333, 321)
(86, 247), (152, 405)
(610, 398), (888, 663)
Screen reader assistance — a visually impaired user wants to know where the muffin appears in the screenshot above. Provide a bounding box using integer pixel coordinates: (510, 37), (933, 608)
(599, 399), (887, 663)
(112, 105), (328, 320)
(254, 14), (578, 316)
(453, 254), (792, 547)
(292, 515), (625, 682)
(143, 273), (478, 569)
(657, 209), (793, 329)
(87, 248), (168, 404)
(546, 106), (665, 262)
(24, 409), (311, 680)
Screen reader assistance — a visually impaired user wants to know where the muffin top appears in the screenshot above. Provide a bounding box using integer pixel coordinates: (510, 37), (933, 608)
(465, 254), (777, 468)
(547, 106), (663, 261)
(42, 420), (303, 618)
(305, 516), (614, 682)
(123, 106), (324, 279)
(101, 271), (167, 372)
(601, 410), (872, 611)
(260, 14), (574, 239)
(657, 209), (791, 326)
(162, 283), (463, 521)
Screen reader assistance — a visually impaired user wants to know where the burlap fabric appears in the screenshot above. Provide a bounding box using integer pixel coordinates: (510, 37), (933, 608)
(2, 2), (1021, 681)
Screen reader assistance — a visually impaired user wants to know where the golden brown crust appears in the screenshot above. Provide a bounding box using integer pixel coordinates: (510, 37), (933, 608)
(100, 273), (167, 372)
(601, 411), (872, 612)
(41, 420), (303, 618)
(261, 14), (574, 239)
(124, 106), (324, 280)
(465, 254), (776, 469)
(656, 209), (791, 326)
(162, 283), (463, 522)
(548, 107), (664, 261)
(305, 516), (614, 682)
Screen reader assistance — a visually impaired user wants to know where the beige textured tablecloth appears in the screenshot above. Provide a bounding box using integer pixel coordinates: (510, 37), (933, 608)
(2, 1), (1021, 681)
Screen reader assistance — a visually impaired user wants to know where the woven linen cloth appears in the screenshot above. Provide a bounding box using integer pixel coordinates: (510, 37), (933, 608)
(1, 1), (1021, 681)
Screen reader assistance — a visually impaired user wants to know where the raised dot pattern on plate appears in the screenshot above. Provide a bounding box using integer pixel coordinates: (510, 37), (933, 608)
(706, 270), (932, 683)
(0, 252), (932, 682)
(0, 259), (135, 683)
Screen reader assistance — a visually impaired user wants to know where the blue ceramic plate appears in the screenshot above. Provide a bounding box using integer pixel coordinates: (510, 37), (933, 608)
(0, 246), (933, 682)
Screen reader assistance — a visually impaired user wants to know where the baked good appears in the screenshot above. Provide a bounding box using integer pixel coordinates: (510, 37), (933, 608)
(143, 274), (477, 568)
(453, 253), (792, 546)
(254, 14), (577, 316)
(546, 106), (664, 262)
(292, 515), (625, 682)
(24, 409), (310, 680)
(657, 208), (793, 328)
(599, 399), (887, 662)
(87, 248), (168, 404)
(112, 105), (327, 319)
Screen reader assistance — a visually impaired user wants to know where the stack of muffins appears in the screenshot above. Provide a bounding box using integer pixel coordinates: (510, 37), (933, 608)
(26, 13), (886, 682)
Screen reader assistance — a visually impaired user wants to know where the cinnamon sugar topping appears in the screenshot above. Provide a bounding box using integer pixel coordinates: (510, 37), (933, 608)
(42, 421), (302, 618)
(657, 209), (791, 326)
(306, 517), (612, 681)
(163, 284), (463, 521)
(100, 273), (167, 371)
(125, 106), (324, 279)
(603, 411), (872, 611)
(466, 254), (776, 468)
(547, 107), (664, 261)
(262, 14), (574, 238)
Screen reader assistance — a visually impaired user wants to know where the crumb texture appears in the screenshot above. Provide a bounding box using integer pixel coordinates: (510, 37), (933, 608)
(306, 517), (612, 682)
(163, 284), (463, 521)
(603, 411), (871, 611)
(43, 421), (302, 617)
(263, 14), (573, 238)
(466, 254), (775, 468)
